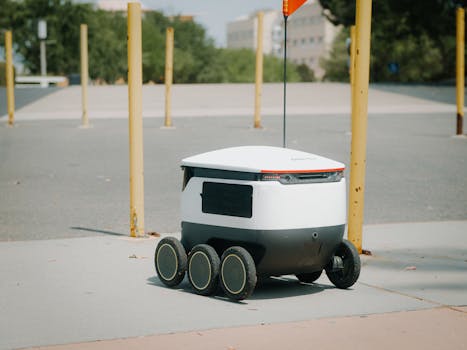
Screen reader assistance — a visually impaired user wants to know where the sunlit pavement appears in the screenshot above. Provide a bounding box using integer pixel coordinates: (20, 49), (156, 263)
(0, 83), (466, 349)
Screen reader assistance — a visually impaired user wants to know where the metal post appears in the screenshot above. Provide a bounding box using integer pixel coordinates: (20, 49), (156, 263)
(128, 2), (145, 237)
(350, 25), (356, 102)
(283, 15), (288, 148)
(254, 11), (264, 129)
(164, 27), (174, 128)
(456, 7), (465, 135)
(40, 40), (47, 87)
(5, 31), (15, 126)
(80, 24), (89, 128)
(347, 0), (372, 254)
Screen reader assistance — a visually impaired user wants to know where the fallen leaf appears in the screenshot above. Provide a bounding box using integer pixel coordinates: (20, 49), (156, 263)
(128, 254), (148, 259)
(147, 232), (161, 237)
(404, 266), (417, 271)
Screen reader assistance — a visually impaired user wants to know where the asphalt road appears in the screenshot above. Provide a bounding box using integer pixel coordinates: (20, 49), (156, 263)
(1, 111), (466, 241)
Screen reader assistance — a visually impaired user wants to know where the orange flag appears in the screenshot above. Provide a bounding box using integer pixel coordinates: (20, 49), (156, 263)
(283, 0), (307, 17)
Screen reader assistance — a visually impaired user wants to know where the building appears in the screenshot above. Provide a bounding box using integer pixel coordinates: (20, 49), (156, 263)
(227, 10), (282, 56)
(286, 1), (340, 78)
(226, 1), (340, 79)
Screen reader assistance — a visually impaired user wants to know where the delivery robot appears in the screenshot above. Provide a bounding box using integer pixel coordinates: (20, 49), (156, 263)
(154, 146), (360, 301)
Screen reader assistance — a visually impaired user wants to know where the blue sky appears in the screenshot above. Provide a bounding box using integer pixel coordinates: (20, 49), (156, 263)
(78, 0), (285, 46)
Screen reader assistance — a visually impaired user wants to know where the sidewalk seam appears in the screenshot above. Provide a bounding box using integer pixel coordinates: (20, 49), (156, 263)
(360, 281), (467, 313)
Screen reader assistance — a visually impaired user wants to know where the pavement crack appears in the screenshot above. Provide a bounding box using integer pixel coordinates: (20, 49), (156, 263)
(359, 281), (465, 313)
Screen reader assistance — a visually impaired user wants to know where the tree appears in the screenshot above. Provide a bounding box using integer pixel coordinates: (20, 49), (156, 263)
(87, 10), (127, 82)
(319, 0), (462, 82)
(1, 0), (309, 83)
(320, 28), (349, 81)
(296, 63), (316, 82)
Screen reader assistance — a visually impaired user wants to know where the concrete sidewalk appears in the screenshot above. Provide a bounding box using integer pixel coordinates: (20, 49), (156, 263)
(1, 221), (466, 350)
(4, 83), (464, 121)
(26, 307), (467, 350)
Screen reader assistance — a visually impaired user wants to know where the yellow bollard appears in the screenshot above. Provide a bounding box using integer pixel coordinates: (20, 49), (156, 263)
(5, 30), (15, 126)
(254, 11), (264, 129)
(80, 24), (89, 128)
(350, 25), (356, 101)
(456, 7), (465, 135)
(347, 0), (372, 254)
(164, 27), (174, 128)
(128, 2), (145, 237)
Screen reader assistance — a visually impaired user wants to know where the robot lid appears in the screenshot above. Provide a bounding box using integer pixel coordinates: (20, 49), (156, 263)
(181, 146), (345, 174)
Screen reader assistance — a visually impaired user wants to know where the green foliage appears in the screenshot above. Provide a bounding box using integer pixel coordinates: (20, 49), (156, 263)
(87, 10), (127, 82)
(319, 0), (462, 82)
(320, 29), (349, 82)
(264, 55), (301, 83)
(372, 34), (443, 82)
(296, 64), (316, 82)
(0, 0), (307, 83)
(196, 49), (301, 83)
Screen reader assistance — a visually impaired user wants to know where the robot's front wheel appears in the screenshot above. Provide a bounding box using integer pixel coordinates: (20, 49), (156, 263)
(187, 244), (220, 296)
(155, 237), (187, 287)
(325, 239), (361, 289)
(220, 246), (257, 301)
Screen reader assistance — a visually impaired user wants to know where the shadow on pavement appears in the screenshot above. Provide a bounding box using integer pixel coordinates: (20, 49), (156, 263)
(0, 87), (60, 117)
(146, 275), (333, 302)
(371, 83), (462, 105)
(250, 276), (333, 300)
(70, 226), (126, 237)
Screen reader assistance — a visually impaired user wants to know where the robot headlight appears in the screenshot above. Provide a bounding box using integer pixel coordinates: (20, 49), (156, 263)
(261, 171), (343, 184)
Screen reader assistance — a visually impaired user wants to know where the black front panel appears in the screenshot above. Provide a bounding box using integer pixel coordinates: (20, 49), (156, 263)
(202, 182), (253, 218)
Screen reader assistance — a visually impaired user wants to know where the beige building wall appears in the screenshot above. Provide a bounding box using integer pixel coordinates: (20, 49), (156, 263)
(226, 1), (339, 79)
(286, 1), (340, 79)
(227, 15), (255, 50)
(227, 10), (281, 55)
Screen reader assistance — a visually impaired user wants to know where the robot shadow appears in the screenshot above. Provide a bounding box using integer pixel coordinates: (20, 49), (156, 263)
(147, 275), (334, 302)
(251, 276), (333, 300)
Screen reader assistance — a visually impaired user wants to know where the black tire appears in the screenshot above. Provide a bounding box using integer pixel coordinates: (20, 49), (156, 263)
(296, 270), (322, 283)
(325, 239), (361, 289)
(155, 237), (187, 287)
(188, 244), (220, 296)
(220, 246), (257, 301)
